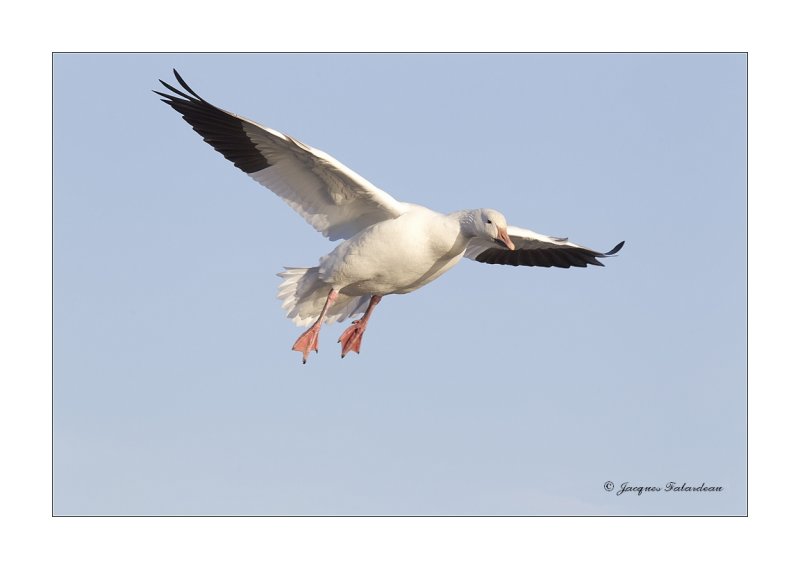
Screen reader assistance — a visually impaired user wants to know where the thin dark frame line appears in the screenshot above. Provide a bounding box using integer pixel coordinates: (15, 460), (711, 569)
(53, 51), (748, 55)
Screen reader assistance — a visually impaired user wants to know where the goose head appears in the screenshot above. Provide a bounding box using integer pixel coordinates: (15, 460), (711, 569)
(466, 208), (515, 250)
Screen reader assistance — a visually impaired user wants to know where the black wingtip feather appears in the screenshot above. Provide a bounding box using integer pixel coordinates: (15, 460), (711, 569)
(157, 79), (199, 102)
(154, 70), (271, 174)
(473, 239), (623, 269)
(172, 69), (205, 102)
(153, 89), (183, 104)
(605, 241), (625, 256)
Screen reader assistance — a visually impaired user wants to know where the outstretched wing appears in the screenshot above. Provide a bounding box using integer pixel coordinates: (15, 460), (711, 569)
(466, 225), (624, 268)
(154, 69), (408, 241)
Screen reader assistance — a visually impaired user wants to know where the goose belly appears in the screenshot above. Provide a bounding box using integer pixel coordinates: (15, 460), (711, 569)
(319, 214), (467, 296)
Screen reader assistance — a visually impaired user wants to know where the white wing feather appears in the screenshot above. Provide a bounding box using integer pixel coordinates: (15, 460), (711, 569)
(156, 71), (407, 241)
(242, 123), (408, 240)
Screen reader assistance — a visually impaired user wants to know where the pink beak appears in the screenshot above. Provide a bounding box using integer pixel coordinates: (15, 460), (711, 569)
(497, 227), (516, 250)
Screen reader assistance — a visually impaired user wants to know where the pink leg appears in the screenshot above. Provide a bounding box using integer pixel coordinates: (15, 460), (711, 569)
(292, 289), (338, 364)
(338, 295), (382, 358)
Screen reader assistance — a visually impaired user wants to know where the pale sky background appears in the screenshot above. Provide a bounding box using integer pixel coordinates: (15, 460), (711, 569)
(54, 53), (746, 515)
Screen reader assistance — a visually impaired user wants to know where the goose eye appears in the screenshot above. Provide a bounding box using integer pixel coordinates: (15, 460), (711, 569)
(487, 220), (493, 225)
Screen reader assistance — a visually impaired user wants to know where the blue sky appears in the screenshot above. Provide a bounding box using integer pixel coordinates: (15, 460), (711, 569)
(54, 53), (746, 515)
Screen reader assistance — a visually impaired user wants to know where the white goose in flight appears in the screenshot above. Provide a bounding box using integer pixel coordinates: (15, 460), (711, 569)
(155, 70), (624, 363)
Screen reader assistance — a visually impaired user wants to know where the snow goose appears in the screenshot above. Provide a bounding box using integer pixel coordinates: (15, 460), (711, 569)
(155, 70), (624, 363)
